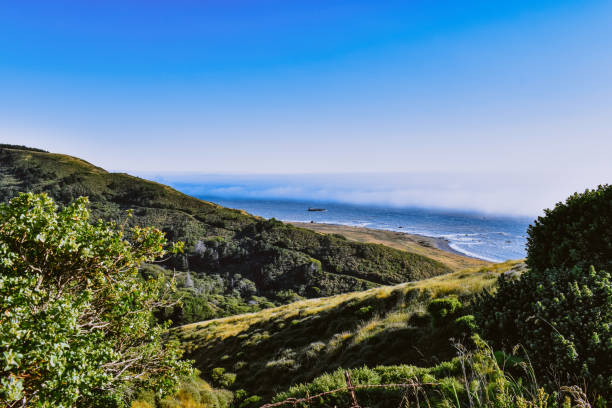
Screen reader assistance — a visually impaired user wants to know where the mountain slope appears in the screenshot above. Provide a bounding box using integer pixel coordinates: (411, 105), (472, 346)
(178, 260), (525, 401)
(0, 145), (454, 322)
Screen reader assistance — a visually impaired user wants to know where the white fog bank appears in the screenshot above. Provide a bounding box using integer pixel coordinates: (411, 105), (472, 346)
(135, 171), (606, 217)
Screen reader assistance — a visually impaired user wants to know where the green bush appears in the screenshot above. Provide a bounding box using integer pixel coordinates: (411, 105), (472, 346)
(0, 193), (191, 407)
(427, 296), (463, 327)
(234, 389), (248, 401)
(239, 395), (262, 408)
(144, 371), (234, 408)
(478, 186), (612, 402)
(210, 367), (237, 388)
(476, 266), (611, 400)
(527, 184), (612, 272)
(454, 314), (478, 334)
(356, 305), (374, 317)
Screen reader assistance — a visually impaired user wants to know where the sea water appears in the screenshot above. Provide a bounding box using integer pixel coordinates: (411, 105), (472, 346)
(187, 196), (531, 262)
(148, 174), (535, 262)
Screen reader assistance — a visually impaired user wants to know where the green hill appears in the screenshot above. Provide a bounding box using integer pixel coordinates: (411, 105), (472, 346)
(177, 260), (525, 402)
(0, 145), (453, 323)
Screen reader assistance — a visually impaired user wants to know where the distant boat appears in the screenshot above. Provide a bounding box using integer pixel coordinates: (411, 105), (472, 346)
(308, 207), (327, 212)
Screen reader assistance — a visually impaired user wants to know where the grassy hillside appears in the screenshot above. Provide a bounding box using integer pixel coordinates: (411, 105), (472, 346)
(177, 260), (525, 401)
(0, 145), (456, 324)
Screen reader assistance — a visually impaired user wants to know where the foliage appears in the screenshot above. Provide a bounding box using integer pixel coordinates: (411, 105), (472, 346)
(427, 296), (463, 327)
(476, 265), (612, 400)
(146, 265), (277, 326)
(526, 184), (612, 272)
(0, 193), (191, 407)
(478, 186), (612, 402)
(454, 314), (478, 335)
(271, 336), (584, 408)
(178, 262), (520, 401)
(237, 395), (262, 408)
(210, 368), (236, 389)
(0, 146), (454, 324)
(131, 372), (233, 408)
(0, 144), (48, 153)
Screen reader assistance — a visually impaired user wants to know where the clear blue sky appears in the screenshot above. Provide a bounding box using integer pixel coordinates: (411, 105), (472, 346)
(1, 1), (611, 208)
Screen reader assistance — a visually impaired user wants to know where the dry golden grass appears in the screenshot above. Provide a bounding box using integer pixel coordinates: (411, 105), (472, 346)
(410, 259), (525, 297)
(177, 260), (526, 401)
(179, 259), (524, 346)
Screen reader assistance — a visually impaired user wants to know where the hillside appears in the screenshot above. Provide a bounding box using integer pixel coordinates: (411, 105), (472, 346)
(177, 260), (525, 401)
(0, 145), (458, 323)
(289, 222), (489, 271)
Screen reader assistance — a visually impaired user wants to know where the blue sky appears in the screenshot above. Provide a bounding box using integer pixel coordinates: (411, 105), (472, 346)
(1, 1), (611, 213)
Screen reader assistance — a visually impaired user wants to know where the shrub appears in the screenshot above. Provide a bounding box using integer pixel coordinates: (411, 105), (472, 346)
(476, 265), (611, 400)
(427, 296), (463, 327)
(454, 314), (478, 335)
(134, 389), (156, 407)
(234, 389), (248, 401)
(239, 395), (262, 408)
(0, 193), (191, 407)
(211, 368), (237, 388)
(357, 305), (374, 316)
(527, 184), (612, 272)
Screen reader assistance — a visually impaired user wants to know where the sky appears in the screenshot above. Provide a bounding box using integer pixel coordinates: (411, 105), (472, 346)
(1, 1), (611, 215)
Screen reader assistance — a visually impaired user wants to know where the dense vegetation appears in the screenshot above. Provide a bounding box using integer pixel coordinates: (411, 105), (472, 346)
(0, 144), (48, 153)
(271, 336), (562, 408)
(0, 146), (452, 325)
(2, 146), (608, 407)
(476, 266), (611, 399)
(477, 185), (612, 402)
(132, 371), (233, 408)
(178, 261), (523, 402)
(0, 193), (190, 407)
(526, 184), (612, 272)
(184, 184), (612, 406)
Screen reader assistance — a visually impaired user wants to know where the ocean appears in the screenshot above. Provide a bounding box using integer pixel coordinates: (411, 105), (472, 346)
(145, 174), (536, 263)
(188, 195), (531, 262)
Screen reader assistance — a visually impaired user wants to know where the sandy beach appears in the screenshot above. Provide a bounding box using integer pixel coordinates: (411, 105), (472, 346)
(289, 221), (492, 271)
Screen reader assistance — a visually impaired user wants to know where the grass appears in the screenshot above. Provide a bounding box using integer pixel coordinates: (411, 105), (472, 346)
(1, 146), (461, 325)
(269, 335), (586, 408)
(410, 259), (527, 296)
(176, 260), (524, 401)
(131, 373), (234, 408)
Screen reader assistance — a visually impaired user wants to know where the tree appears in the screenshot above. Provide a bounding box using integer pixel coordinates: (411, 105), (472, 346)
(477, 185), (612, 401)
(476, 267), (612, 399)
(235, 278), (257, 298)
(526, 184), (612, 272)
(476, 266), (611, 399)
(0, 193), (192, 407)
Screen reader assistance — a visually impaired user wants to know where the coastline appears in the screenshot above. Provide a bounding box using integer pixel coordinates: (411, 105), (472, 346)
(428, 235), (473, 258)
(288, 221), (492, 271)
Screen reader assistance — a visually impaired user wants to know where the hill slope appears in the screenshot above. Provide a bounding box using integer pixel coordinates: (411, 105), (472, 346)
(177, 260), (525, 401)
(289, 222), (489, 271)
(0, 145), (456, 322)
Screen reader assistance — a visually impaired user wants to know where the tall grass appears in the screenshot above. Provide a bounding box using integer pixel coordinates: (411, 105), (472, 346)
(270, 336), (591, 408)
(177, 261), (525, 401)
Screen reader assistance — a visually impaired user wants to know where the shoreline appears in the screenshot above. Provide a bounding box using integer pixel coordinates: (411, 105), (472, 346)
(428, 235), (475, 258)
(288, 221), (492, 271)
